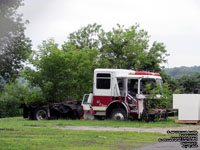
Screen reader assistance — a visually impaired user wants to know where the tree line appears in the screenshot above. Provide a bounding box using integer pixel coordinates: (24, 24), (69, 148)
(165, 66), (200, 78)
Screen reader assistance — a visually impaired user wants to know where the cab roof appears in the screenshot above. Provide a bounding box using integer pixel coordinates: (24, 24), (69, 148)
(94, 68), (161, 79)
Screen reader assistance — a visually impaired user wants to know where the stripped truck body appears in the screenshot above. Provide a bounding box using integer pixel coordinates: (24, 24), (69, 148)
(82, 69), (164, 120)
(22, 101), (83, 120)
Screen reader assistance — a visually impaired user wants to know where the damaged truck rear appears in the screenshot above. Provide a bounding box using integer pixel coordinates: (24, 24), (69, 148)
(22, 101), (83, 120)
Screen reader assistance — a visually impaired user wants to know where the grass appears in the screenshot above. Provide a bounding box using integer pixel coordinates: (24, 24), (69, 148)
(0, 116), (183, 129)
(0, 117), (181, 150)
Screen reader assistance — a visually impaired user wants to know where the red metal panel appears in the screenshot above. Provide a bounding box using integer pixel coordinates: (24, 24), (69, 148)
(93, 96), (112, 106)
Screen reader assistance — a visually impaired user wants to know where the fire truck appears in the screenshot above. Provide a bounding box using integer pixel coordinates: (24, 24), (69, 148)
(22, 68), (165, 121)
(82, 69), (163, 120)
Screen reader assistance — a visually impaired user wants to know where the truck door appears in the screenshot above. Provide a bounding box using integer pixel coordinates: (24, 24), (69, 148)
(82, 93), (93, 111)
(93, 72), (112, 96)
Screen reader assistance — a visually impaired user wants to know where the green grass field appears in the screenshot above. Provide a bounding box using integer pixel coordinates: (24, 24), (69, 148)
(0, 116), (183, 129)
(0, 117), (179, 150)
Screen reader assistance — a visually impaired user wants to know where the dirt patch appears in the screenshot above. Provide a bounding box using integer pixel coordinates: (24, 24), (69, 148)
(53, 125), (200, 134)
(27, 125), (46, 128)
(0, 128), (15, 131)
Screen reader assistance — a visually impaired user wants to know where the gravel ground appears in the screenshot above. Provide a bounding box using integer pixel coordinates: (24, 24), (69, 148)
(54, 125), (200, 134)
(54, 125), (200, 150)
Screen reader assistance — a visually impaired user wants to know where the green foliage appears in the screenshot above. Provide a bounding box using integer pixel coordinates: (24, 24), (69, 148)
(0, 0), (32, 82)
(67, 23), (169, 72)
(145, 83), (180, 110)
(99, 25), (168, 71)
(0, 80), (25, 117)
(164, 66), (200, 93)
(24, 39), (98, 102)
(23, 23), (169, 105)
(176, 73), (200, 93)
(67, 23), (102, 49)
(0, 80), (44, 118)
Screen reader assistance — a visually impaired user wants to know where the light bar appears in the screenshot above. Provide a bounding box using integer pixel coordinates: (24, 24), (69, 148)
(135, 71), (153, 75)
(134, 71), (160, 76)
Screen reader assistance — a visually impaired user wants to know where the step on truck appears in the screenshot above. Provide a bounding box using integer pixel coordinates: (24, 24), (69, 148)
(82, 68), (166, 120)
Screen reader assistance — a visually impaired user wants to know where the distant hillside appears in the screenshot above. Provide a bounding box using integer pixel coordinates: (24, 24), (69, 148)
(164, 66), (200, 78)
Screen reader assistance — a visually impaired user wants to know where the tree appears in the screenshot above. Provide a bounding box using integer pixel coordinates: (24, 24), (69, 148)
(165, 66), (199, 78)
(66, 23), (169, 72)
(176, 73), (200, 93)
(0, 0), (32, 83)
(0, 79), (44, 118)
(24, 39), (98, 102)
(24, 23), (170, 104)
(67, 23), (101, 50)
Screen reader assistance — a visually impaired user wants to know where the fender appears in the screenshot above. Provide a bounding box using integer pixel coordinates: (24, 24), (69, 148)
(106, 100), (129, 117)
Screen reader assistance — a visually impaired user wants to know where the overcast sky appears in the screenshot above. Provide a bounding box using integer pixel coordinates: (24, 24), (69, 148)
(18, 0), (200, 68)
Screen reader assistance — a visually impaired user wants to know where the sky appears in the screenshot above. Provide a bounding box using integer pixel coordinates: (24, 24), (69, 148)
(18, 0), (200, 68)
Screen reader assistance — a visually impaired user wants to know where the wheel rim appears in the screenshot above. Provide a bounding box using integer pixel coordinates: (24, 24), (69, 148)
(113, 113), (124, 120)
(36, 110), (47, 120)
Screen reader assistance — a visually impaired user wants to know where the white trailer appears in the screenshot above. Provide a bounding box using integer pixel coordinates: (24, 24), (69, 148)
(173, 94), (200, 122)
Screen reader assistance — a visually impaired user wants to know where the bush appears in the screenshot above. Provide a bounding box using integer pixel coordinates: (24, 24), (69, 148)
(144, 83), (180, 111)
(0, 80), (45, 118)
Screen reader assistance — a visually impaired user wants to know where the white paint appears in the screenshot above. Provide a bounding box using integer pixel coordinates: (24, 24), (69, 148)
(93, 70), (112, 96)
(92, 106), (107, 111)
(138, 99), (144, 119)
(93, 69), (161, 96)
(81, 93), (93, 110)
(173, 94), (200, 120)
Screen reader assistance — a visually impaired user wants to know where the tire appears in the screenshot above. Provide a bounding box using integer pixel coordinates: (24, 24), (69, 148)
(110, 108), (127, 120)
(33, 108), (48, 120)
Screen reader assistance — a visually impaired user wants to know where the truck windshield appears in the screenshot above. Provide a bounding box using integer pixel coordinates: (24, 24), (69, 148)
(140, 78), (163, 94)
(156, 78), (163, 85)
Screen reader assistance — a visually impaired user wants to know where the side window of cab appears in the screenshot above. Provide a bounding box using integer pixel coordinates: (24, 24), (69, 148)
(96, 73), (111, 89)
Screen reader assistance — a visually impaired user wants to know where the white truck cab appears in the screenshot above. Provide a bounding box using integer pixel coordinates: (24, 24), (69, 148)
(82, 68), (162, 120)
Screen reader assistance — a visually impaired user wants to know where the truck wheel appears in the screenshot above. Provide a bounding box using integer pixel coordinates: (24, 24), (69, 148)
(110, 108), (127, 120)
(34, 108), (48, 120)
